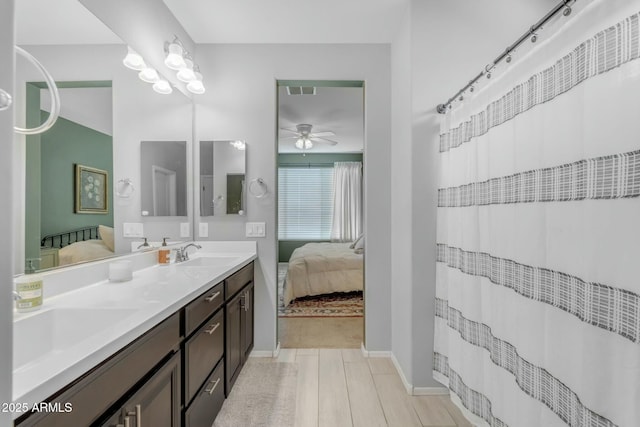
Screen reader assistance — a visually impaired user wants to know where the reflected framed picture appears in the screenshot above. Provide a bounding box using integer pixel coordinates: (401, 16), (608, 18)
(75, 164), (108, 214)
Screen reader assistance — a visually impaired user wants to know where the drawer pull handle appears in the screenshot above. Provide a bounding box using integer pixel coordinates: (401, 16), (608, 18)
(204, 322), (221, 335)
(126, 404), (142, 427)
(204, 378), (221, 395)
(204, 291), (221, 302)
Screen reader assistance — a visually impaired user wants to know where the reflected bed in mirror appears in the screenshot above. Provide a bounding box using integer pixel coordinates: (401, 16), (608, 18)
(200, 140), (246, 216)
(140, 141), (188, 217)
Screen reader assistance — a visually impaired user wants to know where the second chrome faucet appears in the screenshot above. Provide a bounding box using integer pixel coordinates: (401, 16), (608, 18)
(174, 243), (202, 263)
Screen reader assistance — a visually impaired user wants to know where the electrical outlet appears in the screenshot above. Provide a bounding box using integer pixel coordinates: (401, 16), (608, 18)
(245, 222), (266, 238)
(180, 222), (190, 238)
(199, 222), (209, 238)
(123, 222), (144, 237)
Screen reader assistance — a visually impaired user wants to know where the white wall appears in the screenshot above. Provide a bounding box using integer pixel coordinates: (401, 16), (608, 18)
(194, 43), (392, 353)
(0, 1), (15, 422)
(41, 87), (113, 136)
(390, 0), (560, 390)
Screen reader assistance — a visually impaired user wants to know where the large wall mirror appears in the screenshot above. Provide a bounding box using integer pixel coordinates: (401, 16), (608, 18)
(200, 140), (247, 216)
(14, 3), (194, 274)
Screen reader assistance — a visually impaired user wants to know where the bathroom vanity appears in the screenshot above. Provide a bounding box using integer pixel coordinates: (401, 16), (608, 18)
(12, 244), (256, 427)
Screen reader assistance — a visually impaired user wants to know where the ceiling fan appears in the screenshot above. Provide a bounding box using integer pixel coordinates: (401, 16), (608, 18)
(280, 123), (338, 150)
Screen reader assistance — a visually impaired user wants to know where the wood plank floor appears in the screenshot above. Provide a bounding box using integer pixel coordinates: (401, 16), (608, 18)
(255, 348), (472, 427)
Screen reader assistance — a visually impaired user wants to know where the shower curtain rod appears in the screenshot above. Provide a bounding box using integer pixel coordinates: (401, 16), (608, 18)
(436, 0), (575, 114)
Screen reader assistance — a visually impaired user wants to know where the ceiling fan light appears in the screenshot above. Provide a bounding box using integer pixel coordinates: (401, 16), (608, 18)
(177, 59), (196, 82)
(123, 46), (146, 70)
(295, 138), (304, 149)
(164, 42), (186, 70)
(304, 139), (313, 149)
(152, 79), (173, 95)
(138, 67), (160, 83)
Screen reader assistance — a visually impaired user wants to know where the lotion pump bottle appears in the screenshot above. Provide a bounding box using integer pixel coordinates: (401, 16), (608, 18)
(14, 259), (43, 312)
(158, 237), (171, 265)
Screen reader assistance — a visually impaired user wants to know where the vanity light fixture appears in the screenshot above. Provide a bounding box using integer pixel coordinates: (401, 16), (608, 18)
(152, 79), (173, 95)
(123, 46), (146, 71)
(230, 140), (246, 150)
(138, 67), (160, 84)
(187, 71), (206, 94)
(164, 40), (187, 70)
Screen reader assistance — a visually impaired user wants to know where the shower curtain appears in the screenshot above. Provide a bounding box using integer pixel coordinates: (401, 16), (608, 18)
(330, 161), (363, 242)
(433, 1), (640, 426)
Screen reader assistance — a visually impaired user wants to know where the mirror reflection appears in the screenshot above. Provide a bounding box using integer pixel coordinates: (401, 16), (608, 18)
(25, 84), (114, 270)
(200, 140), (246, 216)
(140, 141), (188, 217)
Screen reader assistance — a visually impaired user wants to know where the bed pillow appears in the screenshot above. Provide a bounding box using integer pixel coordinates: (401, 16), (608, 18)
(354, 236), (364, 254)
(99, 225), (115, 252)
(349, 234), (364, 249)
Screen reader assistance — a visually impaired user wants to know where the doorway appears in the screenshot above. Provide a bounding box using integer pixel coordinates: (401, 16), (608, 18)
(276, 80), (365, 349)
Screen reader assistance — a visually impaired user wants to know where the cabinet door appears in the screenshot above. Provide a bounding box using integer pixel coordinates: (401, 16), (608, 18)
(103, 352), (181, 427)
(225, 291), (242, 396)
(241, 282), (254, 359)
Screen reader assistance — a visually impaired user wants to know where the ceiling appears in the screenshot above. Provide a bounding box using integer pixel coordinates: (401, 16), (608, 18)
(278, 86), (364, 154)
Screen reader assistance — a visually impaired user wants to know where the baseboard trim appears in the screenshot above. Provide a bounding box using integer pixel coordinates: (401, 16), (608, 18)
(390, 353), (413, 395)
(413, 387), (450, 396)
(360, 343), (392, 358)
(250, 342), (281, 358)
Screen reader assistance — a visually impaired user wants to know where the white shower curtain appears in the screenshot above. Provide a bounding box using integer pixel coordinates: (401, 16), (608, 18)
(434, 1), (640, 426)
(330, 161), (362, 242)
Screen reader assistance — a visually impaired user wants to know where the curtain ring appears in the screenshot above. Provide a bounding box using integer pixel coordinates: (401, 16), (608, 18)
(116, 178), (135, 198)
(248, 178), (268, 198)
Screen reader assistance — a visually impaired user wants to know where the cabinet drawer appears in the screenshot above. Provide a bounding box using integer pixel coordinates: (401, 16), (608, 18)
(225, 262), (253, 299)
(184, 309), (224, 404)
(185, 281), (224, 336)
(184, 360), (225, 427)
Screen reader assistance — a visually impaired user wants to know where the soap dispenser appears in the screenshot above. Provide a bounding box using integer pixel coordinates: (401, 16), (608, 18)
(158, 237), (171, 265)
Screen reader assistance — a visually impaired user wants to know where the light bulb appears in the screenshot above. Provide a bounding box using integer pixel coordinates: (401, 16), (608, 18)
(138, 68), (160, 83)
(304, 139), (313, 149)
(177, 59), (196, 83)
(123, 47), (146, 71)
(187, 72), (205, 94)
(164, 42), (186, 70)
(152, 80), (173, 95)
(295, 138), (304, 149)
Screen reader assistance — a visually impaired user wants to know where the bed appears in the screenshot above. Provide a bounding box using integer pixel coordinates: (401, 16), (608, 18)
(40, 225), (115, 267)
(283, 242), (363, 306)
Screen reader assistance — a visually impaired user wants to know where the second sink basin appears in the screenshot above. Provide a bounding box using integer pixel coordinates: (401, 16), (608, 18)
(178, 255), (242, 268)
(13, 307), (137, 372)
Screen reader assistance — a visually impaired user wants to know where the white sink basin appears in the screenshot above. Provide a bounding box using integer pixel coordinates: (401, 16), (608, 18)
(178, 255), (242, 268)
(13, 308), (136, 371)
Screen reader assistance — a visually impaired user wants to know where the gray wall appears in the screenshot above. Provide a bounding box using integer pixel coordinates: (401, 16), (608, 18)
(195, 43), (392, 353)
(0, 1), (14, 423)
(390, 0), (560, 389)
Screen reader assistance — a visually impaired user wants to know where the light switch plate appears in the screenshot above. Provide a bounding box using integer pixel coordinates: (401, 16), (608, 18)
(123, 222), (144, 238)
(180, 222), (190, 238)
(199, 222), (209, 238)
(246, 222), (266, 238)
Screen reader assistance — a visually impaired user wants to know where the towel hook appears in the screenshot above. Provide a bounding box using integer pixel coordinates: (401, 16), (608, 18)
(116, 178), (135, 198)
(248, 178), (268, 198)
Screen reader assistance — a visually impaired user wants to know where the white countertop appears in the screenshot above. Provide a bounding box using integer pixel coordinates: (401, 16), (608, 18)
(12, 242), (256, 415)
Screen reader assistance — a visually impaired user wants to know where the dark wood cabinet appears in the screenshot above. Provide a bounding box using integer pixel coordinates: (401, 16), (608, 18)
(183, 360), (225, 427)
(225, 276), (254, 396)
(102, 352), (181, 427)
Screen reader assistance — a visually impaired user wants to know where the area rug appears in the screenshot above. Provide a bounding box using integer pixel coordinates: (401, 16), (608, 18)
(278, 263), (363, 318)
(213, 359), (297, 427)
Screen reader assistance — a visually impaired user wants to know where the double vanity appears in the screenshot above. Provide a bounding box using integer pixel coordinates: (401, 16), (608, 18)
(12, 242), (256, 427)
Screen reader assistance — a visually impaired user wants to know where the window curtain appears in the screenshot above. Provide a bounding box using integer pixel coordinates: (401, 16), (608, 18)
(330, 161), (362, 242)
(434, 1), (640, 426)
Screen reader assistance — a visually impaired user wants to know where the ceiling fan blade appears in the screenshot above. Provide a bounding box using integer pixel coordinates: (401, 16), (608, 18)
(309, 131), (335, 138)
(312, 137), (339, 145)
(279, 127), (299, 134)
(281, 136), (299, 139)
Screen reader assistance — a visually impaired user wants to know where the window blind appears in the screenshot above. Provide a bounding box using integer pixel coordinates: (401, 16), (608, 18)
(278, 167), (334, 240)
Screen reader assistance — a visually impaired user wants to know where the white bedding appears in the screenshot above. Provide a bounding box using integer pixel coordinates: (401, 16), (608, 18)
(58, 239), (114, 266)
(284, 242), (363, 306)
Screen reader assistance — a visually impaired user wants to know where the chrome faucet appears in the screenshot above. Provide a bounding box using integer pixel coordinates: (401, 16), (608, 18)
(174, 243), (202, 262)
